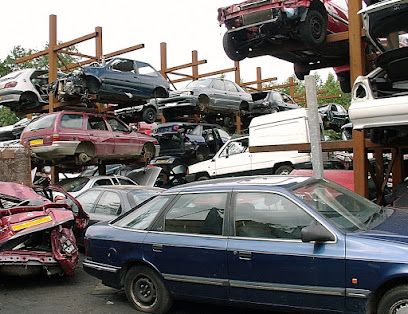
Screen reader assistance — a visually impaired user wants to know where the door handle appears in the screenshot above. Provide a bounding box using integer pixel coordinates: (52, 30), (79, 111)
(152, 244), (163, 252)
(237, 251), (252, 260)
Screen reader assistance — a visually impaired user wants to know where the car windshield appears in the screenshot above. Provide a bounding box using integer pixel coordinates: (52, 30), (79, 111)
(291, 179), (393, 232)
(25, 114), (57, 131)
(127, 190), (159, 207)
(185, 79), (212, 89)
(58, 177), (90, 192)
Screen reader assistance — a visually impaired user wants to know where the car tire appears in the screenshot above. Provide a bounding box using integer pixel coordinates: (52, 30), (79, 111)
(197, 175), (210, 181)
(124, 266), (172, 314)
(299, 9), (327, 45)
(275, 165), (293, 175)
(377, 285), (408, 314)
(223, 31), (249, 61)
(19, 93), (39, 110)
(142, 107), (157, 124)
(141, 143), (155, 161)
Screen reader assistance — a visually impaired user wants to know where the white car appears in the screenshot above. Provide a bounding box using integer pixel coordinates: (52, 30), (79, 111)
(57, 175), (137, 197)
(0, 69), (49, 111)
(349, 0), (408, 143)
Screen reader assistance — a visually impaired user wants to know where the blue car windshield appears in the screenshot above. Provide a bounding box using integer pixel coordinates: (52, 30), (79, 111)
(291, 179), (392, 232)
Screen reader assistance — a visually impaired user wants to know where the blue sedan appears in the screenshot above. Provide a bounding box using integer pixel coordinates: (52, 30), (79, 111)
(84, 176), (408, 314)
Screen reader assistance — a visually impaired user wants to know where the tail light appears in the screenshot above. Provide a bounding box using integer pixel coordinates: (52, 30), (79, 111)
(4, 81), (17, 88)
(52, 133), (60, 141)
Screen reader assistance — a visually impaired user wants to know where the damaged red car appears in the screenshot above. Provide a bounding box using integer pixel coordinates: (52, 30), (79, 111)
(0, 182), (88, 277)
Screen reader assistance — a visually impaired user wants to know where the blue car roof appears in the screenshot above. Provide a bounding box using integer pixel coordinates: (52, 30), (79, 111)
(163, 175), (311, 194)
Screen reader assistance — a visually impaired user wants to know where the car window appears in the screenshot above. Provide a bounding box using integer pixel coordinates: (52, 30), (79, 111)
(110, 59), (135, 73)
(234, 192), (315, 240)
(94, 191), (122, 215)
(87, 116), (107, 131)
(270, 92), (283, 102)
(112, 195), (171, 230)
(76, 190), (101, 213)
(235, 83), (246, 93)
(136, 61), (158, 77)
(212, 79), (225, 91)
(225, 80), (238, 92)
(93, 179), (113, 187)
(221, 138), (248, 157)
(59, 177), (90, 192)
(118, 177), (136, 185)
(107, 118), (130, 132)
(185, 79), (212, 89)
(61, 114), (83, 129)
(26, 114), (57, 131)
(217, 128), (231, 142)
(157, 193), (227, 236)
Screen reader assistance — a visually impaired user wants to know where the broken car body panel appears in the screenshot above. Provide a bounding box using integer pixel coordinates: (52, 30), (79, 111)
(0, 182), (88, 276)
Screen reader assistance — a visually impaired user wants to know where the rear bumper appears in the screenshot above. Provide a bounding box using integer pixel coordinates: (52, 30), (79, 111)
(31, 141), (80, 157)
(83, 259), (122, 288)
(158, 95), (198, 108)
(0, 90), (22, 105)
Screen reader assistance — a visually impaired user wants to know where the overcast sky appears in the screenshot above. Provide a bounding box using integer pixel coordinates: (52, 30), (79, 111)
(1, 0), (331, 87)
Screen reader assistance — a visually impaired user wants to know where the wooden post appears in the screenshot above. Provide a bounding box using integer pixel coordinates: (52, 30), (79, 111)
(192, 50), (199, 80)
(234, 61), (240, 84)
(348, 0), (363, 83)
(95, 26), (103, 60)
(160, 42), (167, 78)
(235, 112), (241, 134)
(48, 14), (58, 113)
(289, 77), (295, 99)
(353, 129), (368, 197)
(392, 148), (403, 191)
(256, 67), (262, 90)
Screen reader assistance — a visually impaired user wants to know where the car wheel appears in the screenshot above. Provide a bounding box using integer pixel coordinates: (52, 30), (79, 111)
(19, 93), (39, 110)
(142, 107), (157, 124)
(124, 266), (172, 314)
(377, 285), (408, 314)
(274, 165), (293, 175)
(223, 31), (249, 61)
(197, 175), (210, 181)
(299, 9), (327, 45)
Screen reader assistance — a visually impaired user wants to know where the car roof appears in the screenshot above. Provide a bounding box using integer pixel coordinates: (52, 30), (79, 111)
(88, 185), (164, 192)
(163, 176), (311, 194)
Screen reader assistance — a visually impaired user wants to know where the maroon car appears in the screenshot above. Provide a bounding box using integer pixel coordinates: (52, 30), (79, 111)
(0, 182), (88, 276)
(218, 0), (351, 89)
(20, 111), (160, 165)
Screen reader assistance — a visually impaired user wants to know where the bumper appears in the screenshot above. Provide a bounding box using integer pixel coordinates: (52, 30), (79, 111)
(83, 259), (122, 288)
(0, 90), (22, 105)
(31, 141), (80, 157)
(158, 95), (198, 108)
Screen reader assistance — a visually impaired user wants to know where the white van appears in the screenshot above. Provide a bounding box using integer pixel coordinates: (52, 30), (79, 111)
(186, 108), (314, 181)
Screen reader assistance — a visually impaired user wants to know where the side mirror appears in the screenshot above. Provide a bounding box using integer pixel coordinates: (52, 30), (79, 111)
(301, 222), (335, 243)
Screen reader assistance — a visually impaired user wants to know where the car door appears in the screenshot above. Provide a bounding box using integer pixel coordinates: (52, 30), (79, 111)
(86, 114), (115, 156)
(209, 79), (228, 111)
(214, 138), (251, 176)
(106, 117), (141, 157)
(227, 191), (346, 312)
(101, 58), (140, 96)
(134, 61), (160, 99)
(143, 192), (230, 300)
(91, 191), (123, 224)
(224, 80), (241, 111)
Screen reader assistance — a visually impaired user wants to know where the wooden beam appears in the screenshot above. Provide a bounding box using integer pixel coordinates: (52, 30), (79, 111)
(353, 129), (368, 197)
(103, 44), (145, 59)
(241, 76), (278, 87)
(326, 31), (349, 43)
(234, 61), (240, 84)
(16, 50), (48, 64)
(60, 50), (96, 60)
(348, 0), (364, 82)
(170, 77), (192, 84)
(192, 50), (199, 80)
(160, 42), (167, 78)
(53, 32), (97, 52)
(256, 67), (262, 90)
(198, 67), (237, 79)
(168, 72), (194, 79)
(48, 14), (58, 114)
(166, 60), (207, 73)
(95, 26), (103, 60)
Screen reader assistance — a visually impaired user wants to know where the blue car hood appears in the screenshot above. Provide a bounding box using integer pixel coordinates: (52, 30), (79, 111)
(351, 208), (408, 244)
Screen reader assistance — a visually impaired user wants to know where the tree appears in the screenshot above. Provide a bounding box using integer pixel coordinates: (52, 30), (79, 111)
(0, 107), (18, 127)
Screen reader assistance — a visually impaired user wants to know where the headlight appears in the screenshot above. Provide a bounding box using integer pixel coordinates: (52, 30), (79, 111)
(180, 91), (193, 96)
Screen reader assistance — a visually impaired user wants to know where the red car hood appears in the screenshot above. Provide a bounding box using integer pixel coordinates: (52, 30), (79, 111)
(0, 181), (49, 203)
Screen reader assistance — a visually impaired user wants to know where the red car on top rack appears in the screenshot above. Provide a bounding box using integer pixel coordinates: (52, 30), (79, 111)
(218, 0), (355, 91)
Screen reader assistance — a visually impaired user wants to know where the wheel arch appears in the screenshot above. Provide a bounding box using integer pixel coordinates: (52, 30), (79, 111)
(152, 86), (169, 98)
(369, 276), (408, 312)
(239, 101), (249, 111)
(120, 259), (167, 288)
(193, 171), (211, 181)
(272, 161), (294, 172)
(75, 141), (95, 156)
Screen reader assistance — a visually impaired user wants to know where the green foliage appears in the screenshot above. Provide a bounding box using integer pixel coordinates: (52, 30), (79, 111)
(0, 107), (19, 127)
(324, 129), (341, 140)
(318, 73), (351, 109)
(0, 44), (79, 77)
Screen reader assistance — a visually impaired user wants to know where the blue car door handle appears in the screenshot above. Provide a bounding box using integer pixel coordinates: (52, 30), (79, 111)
(152, 244), (163, 252)
(236, 251), (252, 260)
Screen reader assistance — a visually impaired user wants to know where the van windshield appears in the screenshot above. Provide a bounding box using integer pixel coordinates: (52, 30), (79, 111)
(26, 114), (57, 131)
